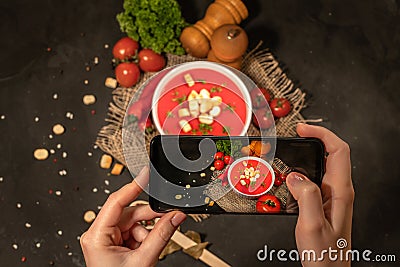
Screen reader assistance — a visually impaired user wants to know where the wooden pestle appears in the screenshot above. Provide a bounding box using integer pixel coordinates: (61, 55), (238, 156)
(180, 0), (248, 58)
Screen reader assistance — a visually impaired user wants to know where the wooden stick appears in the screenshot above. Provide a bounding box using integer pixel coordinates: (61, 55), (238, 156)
(171, 230), (231, 267)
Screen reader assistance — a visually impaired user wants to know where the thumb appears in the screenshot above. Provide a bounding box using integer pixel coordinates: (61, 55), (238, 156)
(286, 172), (326, 228)
(137, 211), (186, 264)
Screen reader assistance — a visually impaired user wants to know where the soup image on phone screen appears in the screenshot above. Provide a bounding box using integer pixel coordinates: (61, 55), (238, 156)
(149, 136), (324, 214)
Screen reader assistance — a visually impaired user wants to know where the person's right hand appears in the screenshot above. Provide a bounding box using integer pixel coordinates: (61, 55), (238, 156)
(286, 123), (355, 267)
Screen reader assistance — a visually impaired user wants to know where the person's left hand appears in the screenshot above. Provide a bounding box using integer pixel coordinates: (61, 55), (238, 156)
(80, 166), (187, 267)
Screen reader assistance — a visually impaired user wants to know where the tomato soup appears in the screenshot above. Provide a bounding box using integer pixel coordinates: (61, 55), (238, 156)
(228, 157), (274, 196)
(156, 81), (248, 135)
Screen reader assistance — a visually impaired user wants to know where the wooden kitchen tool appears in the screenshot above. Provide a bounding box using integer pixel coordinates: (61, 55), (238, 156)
(180, 0), (248, 58)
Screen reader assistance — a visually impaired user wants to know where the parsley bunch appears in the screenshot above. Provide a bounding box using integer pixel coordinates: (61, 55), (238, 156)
(117, 0), (188, 55)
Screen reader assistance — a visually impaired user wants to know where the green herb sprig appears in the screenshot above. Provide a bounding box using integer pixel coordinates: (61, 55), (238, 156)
(117, 0), (188, 55)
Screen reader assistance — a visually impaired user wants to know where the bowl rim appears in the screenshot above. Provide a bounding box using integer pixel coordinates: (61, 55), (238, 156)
(151, 61), (252, 136)
(227, 156), (275, 197)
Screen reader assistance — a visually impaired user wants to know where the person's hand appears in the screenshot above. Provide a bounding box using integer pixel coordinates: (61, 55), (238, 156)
(80, 166), (187, 267)
(286, 123), (354, 267)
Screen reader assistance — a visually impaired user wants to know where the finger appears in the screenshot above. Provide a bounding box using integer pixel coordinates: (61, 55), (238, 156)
(296, 123), (352, 188)
(130, 223), (149, 243)
(136, 211), (186, 265)
(286, 172), (327, 232)
(297, 124), (354, 232)
(125, 238), (141, 250)
(92, 166), (149, 229)
(117, 205), (161, 232)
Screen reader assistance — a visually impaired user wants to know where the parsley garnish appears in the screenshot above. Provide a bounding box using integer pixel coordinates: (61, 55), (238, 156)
(210, 86), (222, 93)
(224, 103), (236, 113)
(222, 126), (231, 135)
(172, 95), (186, 104)
(199, 123), (213, 134)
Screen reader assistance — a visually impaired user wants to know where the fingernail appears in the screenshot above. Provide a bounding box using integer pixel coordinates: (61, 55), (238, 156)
(287, 172), (306, 187)
(171, 212), (186, 227)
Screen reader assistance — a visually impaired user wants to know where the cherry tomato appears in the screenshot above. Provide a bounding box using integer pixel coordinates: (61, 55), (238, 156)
(250, 88), (271, 109)
(138, 117), (154, 133)
(270, 98), (291, 118)
(223, 155), (233, 165)
(214, 160), (225, 170)
(280, 173), (287, 182)
(256, 194), (281, 213)
(138, 49), (166, 72)
(252, 109), (274, 129)
(115, 62), (140, 87)
(112, 37), (139, 60)
(274, 176), (283, 187)
(214, 152), (224, 161)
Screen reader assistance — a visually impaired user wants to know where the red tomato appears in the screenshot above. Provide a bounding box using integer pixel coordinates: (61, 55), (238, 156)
(138, 49), (166, 72)
(115, 62), (140, 87)
(270, 98), (291, 118)
(214, 160), (225, 170)
(138, 117), (154, 133)
(223, 155), (233, 165)
(112, 37), (139, 60)
(252, 109), (274, 129)
(274, 176), (283, 187)
(214, 152), (224, 161)
(256, 194), (281, 213)
(250, 88), (271, 109)
(280, 173), (287, 182)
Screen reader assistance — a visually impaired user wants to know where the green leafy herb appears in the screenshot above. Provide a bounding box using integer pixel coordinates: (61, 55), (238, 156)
(197, 79), (207, 84)
(222, 126), (231, 135)
(210, 86), (222, 93)
(199, 123), (213, 134)
(116, 0), (188, 55)
(215, 140), (242, 157)
(224, 103), (236, 113)
(166, 111), (174, 118)
(172, 95), (186, 104)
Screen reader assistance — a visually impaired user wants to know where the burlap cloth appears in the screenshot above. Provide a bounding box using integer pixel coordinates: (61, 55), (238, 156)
(96, 46), (321, 211)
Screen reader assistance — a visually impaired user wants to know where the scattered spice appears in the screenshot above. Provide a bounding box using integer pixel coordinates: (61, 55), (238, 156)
(34, 148), (49, 160)
(100, 154), (112, 169)
(105, 77), (117, 88)
(82, 95), (96, 105)
(111, 163), (124, 175)
(53, 124), (65, 135)
(83, 210), (96, 223)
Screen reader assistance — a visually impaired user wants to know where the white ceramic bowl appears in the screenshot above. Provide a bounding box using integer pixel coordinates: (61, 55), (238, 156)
(227, 156), (275, 198)
(151, 61), (252, 136)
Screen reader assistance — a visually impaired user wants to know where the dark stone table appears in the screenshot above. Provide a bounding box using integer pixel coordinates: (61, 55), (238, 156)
(0, 0), (399, 266)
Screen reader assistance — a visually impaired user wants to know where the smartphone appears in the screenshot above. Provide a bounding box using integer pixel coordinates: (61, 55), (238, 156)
(149, 135), (325, 214)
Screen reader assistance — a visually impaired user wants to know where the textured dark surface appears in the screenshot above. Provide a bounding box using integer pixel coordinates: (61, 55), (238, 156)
(0, 0), (399, 266)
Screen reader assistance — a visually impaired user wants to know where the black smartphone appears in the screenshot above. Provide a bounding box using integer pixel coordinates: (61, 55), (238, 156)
(149, 135), (325, 214)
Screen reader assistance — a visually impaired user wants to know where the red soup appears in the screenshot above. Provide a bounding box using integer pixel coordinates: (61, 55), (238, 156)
(228, 158), (274, 196)
(156, 81), (248, 135)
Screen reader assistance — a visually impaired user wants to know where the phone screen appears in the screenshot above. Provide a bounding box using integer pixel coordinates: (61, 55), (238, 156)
(149, 136), (325, 214)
